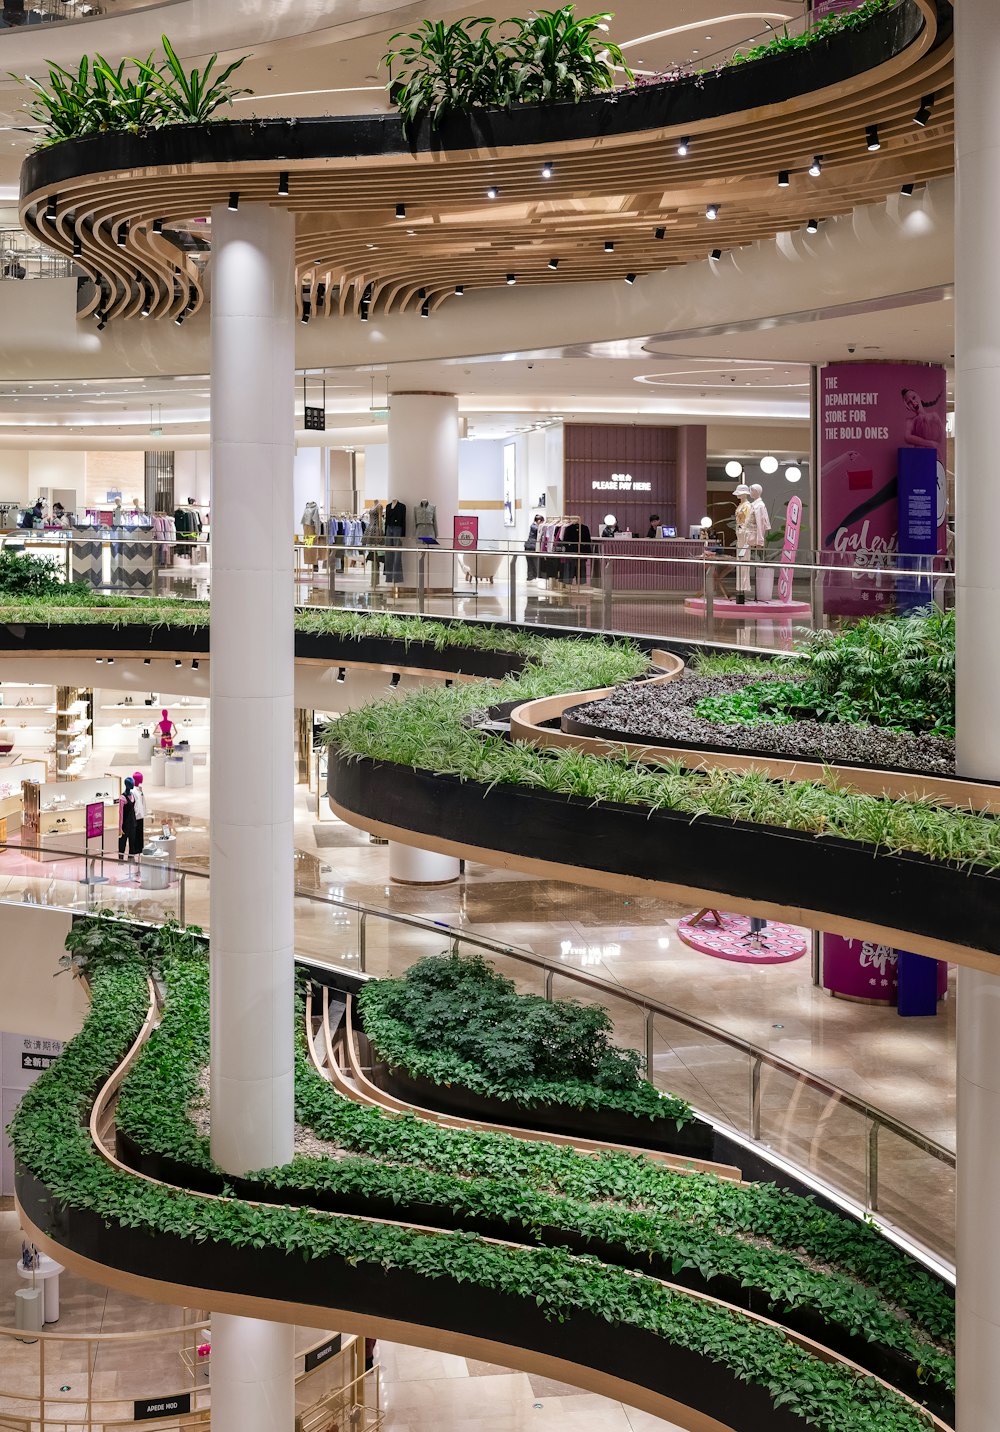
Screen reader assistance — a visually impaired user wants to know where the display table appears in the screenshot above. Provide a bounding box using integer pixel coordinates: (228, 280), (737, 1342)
(175, 742), (194, 785)
(15, 1254), (64, 1322)
(595, 538), (705, 593)
(139, 846), (171, 889)
(149, 748), (166, 788)
(164, 756), (186, 789)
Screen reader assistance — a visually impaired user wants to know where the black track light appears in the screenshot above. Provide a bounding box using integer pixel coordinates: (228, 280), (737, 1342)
(389, 672), (401, 688)
(174, 659), (182, 668)
(420, 300), (430, 317)
(107, 658), (114, 666)
(301, 303), (311, 324)
(140, 290), (152, 318)
(117, 222), (128, 247)
(455, 284), (465, 296)
(808, 155), (822, 177)
(506, 274), (516, 285)
(143, 658), (151, 666)
(604, 240), (614, 253)
(914, 94), (933, 126)
(866, 125), (880, 152)
(72, 235), (82, 257)
(710, 248), (722, 261)
(417, 287), (426, 299)
(45, 195), (57, 222)
(777, 170), (790, 187)
(360, 304), (370, 322)
(192, 660), (199, 670)
(395, 203), (406, 219)
(152, 218), (163, 234)
(677, 137), (689, 157)
(548, 257), (559, 270)
(316, 282), (326, 305)
(487, 185), (500, 200)
(541, 161), (554, 179)
(174, 313), (185, 326)
(806, 217), (819, 234)
(900, 182), (915, 196)
(625, 273), (637, 285)
(706, 204), (719, 220)
(228, 191), (239, 211)
(445, 679), (454, 689)
(95, 658), (103, 665)
(337, 667), (346, 683)
(654, 227), (665, 240)
(278, 172), (290, 196)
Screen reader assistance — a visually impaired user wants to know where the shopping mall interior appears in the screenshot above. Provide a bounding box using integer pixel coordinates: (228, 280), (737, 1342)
(0, 0), (991, 1430)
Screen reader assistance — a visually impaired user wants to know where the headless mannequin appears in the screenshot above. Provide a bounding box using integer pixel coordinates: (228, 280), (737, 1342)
(157, 709), (177, 752)
(749, 483), (772, 599)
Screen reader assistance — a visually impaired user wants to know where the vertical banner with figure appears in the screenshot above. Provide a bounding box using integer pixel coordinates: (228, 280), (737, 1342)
(819, 362), (946, 614)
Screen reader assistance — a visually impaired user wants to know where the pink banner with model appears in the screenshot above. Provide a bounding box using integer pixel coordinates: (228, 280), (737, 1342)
(820, 361), (947, 614)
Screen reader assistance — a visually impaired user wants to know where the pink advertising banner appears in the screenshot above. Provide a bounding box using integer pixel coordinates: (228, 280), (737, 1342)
(820, 362), (947, 614)
(822, 934), (947, 1004)
(453, 515), (479, 551)
(86, 802), (104, 841)
(776, 495), (802, 604)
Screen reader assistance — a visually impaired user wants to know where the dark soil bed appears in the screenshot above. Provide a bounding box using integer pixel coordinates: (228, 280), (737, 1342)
(569, 674), (957, 776)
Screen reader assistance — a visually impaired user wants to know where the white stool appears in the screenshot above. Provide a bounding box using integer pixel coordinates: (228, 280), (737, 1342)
(137, 733), (154, 763)
(165, 757), (186, 790)
(16, 1254), (64, 1322)
(176, 744), (194, 785)
(149, 749), (166, 788)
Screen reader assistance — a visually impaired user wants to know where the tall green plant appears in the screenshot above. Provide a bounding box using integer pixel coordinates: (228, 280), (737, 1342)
(508, 7), (630, 102)
(383, 16), (503, 130)
(152, 35), (251, 122)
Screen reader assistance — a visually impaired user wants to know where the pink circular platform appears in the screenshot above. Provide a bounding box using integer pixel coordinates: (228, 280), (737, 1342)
(676, 911), (807, 965)
(685, 597), (811, 618)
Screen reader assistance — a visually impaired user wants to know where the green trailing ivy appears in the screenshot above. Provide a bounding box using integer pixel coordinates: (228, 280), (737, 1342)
(357, 951), (693, 1125)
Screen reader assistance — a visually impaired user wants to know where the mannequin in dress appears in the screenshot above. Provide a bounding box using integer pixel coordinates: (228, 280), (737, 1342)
(733, 484), (753, 603)
(301, 500), (322, 569)
(748, 484), (771, 598)
(383, 499), (406, 582)
(414, 500), (438, 541)
(157, 709), (177, 752)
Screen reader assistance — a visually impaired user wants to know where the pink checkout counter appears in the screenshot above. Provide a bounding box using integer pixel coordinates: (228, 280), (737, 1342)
(595, 537), (705, 593)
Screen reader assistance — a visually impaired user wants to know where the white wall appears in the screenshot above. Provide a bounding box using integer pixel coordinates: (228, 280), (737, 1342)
(458, 439), (505, 542)
(0, 906), (87, 1041)
(363, 445), (388, 503)
(0, 451), (29, 507)
(175, 449), (211, 507)
(293, 447), (324, 529)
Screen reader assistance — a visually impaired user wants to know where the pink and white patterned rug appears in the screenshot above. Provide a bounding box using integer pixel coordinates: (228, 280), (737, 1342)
(677, 911), (807, 965)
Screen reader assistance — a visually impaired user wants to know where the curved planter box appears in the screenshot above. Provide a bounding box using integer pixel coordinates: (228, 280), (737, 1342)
(294, 630), (524, 680)
(363, 1053), (714, 1159)
(0, 620), (209, 655)
(111, 1132), (950, 1418)
(22, 2), (940, 196)
(14, 1164), (917, 1432)
(327, 750), (1000, 963)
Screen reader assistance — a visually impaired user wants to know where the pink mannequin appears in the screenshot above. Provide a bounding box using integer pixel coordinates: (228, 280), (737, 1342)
(157, 708), (177, 752)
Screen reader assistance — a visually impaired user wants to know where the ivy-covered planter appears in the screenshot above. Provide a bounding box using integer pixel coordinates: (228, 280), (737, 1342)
(327, 749), (1000, 962)
(13, 1163), (876, 1432)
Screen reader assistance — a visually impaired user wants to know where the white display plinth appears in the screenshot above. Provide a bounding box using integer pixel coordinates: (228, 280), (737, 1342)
(137, 733), (154, 763)
(16, 1255), (64, 1322)
(14, 1287), (42, 1338)
(149, 749), (166, 788)
(165, 757), (186, 789)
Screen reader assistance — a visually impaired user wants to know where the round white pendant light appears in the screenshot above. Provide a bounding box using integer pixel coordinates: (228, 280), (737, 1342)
(724, 459), (743, 478)
(759, 455), (779, 474)
(784, 465), (802, 483)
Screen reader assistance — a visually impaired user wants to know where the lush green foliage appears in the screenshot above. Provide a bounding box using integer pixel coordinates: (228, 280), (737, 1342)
(384, 7), (630, 130)
(109, 931), (953, 1401)
(17, 36), (249, 147)
(358, 952), (691, 1124)
(0, 548), (79, 599)
(694, 610), (956, 737)
(721, 0), (893, 68)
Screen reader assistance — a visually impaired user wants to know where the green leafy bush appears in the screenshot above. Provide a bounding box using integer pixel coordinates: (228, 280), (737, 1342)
(0, 547), (76, 598)
(358, 952), (689, 1123)
(694, 610), (956, 737)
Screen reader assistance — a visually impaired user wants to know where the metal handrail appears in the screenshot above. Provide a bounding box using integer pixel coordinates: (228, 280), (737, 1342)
(1, 839), (956, 1220)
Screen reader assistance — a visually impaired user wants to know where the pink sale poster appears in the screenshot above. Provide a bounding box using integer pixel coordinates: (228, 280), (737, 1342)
(820, 362), (946, 614)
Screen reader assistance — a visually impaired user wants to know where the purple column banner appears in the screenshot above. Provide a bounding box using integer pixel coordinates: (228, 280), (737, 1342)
(86, 802), (104, 841)
(819, 362), (946, 614)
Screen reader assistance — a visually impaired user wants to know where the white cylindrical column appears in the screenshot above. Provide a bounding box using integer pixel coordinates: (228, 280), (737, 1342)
(209, 201), (296, 1177)
(955, 4), (1000, 1428)
(210, 1314), (295, 1432)
(389, 841), (461, 885)
(387, 392), (460, 589)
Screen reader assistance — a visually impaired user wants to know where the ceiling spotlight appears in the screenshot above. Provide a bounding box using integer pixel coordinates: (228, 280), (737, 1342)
(140, 293), (152, 318)
(654, 226), (665, 240)
(541, 162), (554, 179)
(548, 257), (559, 270)
(228, 191), (239, 211)
(806, 217), (819, 234)
(152, 218), (163, 234)
(710, 248), (722, 260)
(116, 222), (128, 247)
(278, 172), (290, 196)
(914, 94), (933, 126)
(866, 125), (881, 152)
(420, 300), (430, 317)
(604, 240), (615, 252)
(301, 304), (311, 324)
(96, 315), (107, 331)
(777, 170), (790, 187)
(725, 459), (743, 479)
(192, 660), (199, 670)
(625, 273), (637, 285)
(677, 137), (689, 156)
(706, 204), (719, 220)
(900, 182), (915, 196)
(445, 679), (454, 689)
(487, 186), (500, 200)
(174, 313), (185, 326)
(395, 203), (406, 219)
(95, 658), (103, 665)
(389, 672), (401, 688)
(784, 465), (802, 483)
(808, 155), (822, 177)
(337, 667), (346, 683)
(506, 274), (516, 285)
(106, 658), (114, 665)
(316, 281), (326, 305)
(455, 284), (465, 295)
(45, 195), (58, 222)
(760, 455), (779, 474)
(143, 658), (151, 666)
(360, 304), (370, 321)
(174, 659), (182, 668)
(72, 235), (82, 257)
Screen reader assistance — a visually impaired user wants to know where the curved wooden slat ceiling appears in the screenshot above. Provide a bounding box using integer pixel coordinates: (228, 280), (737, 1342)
(19, 0), (952, 324)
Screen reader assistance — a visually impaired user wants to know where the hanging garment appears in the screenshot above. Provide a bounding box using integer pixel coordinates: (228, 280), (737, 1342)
(557, 522), (593, 584)
(413, 501), (438, 540)
(383, 500), (406, 583)
(301, 500), (322, 568)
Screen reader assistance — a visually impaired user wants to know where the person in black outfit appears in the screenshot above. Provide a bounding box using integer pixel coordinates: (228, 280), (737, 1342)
(646, 515), (662, 539)
(118, 777), (139, 859)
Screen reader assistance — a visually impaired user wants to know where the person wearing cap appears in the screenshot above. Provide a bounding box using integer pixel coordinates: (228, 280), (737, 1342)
(732, 484), (753, 604)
